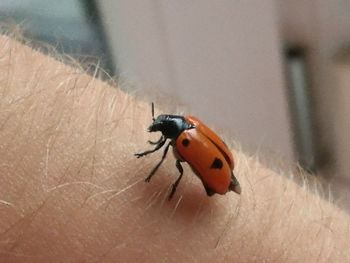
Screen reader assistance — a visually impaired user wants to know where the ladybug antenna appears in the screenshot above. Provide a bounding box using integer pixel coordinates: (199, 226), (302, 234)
(151, 102), (155, 122)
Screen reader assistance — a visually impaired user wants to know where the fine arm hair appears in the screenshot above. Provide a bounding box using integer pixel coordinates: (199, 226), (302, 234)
(0, 32), (349, 262)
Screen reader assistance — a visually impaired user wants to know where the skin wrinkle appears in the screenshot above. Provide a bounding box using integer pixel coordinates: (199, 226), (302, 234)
(95, 195), (166, 262)
(2, 36), (13, 96)
(0, 34), (350, 262)
(3, 197), (50, 253)
(218, 196), (242, 249)
(46, 77), (101, 187)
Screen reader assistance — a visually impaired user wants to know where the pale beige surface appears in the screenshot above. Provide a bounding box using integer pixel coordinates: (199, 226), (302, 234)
(0, 34), (349, 262)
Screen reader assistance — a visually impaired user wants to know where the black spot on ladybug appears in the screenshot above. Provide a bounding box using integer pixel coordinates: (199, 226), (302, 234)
(210, 158), (223, 169)
(182, 138), (190, 147)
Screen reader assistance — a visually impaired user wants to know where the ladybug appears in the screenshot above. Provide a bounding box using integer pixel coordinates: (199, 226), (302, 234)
(135, 103), (241, 200)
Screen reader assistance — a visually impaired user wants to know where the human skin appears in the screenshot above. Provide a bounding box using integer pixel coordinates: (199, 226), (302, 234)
(0, 33), (349, 263)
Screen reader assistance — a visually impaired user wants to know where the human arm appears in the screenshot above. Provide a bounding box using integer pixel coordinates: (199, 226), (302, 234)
(0, 33), (349, 262)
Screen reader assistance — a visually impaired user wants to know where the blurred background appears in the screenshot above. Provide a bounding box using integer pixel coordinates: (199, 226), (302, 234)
(1, 0), (349, 208)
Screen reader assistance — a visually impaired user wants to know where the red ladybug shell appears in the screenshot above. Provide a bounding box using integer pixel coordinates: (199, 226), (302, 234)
(136, 108), (240, 199)
(186, 116), (234, 169)
(174, 116), (234, 194)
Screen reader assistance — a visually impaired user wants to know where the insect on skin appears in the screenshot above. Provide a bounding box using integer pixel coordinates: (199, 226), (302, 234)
(135, 103), (241, 200)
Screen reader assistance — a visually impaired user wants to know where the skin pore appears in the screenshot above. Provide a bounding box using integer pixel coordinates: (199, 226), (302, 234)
(0, 33), (349, 262)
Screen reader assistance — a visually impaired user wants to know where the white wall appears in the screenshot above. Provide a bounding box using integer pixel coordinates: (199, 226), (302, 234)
(99, 1), (294, 162)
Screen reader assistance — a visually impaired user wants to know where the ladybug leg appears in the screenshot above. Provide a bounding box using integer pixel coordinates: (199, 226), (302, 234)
(148, 136), (164, 145)
(135, 138), (166, 158)
(204, 186), (215, 196)
(145, 142), (171, 182)
(168, 160), (184, 200)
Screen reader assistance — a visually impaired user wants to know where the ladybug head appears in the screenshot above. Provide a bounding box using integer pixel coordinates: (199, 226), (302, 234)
(147, 103), (192, 139)
(148, 114), (190, 139)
